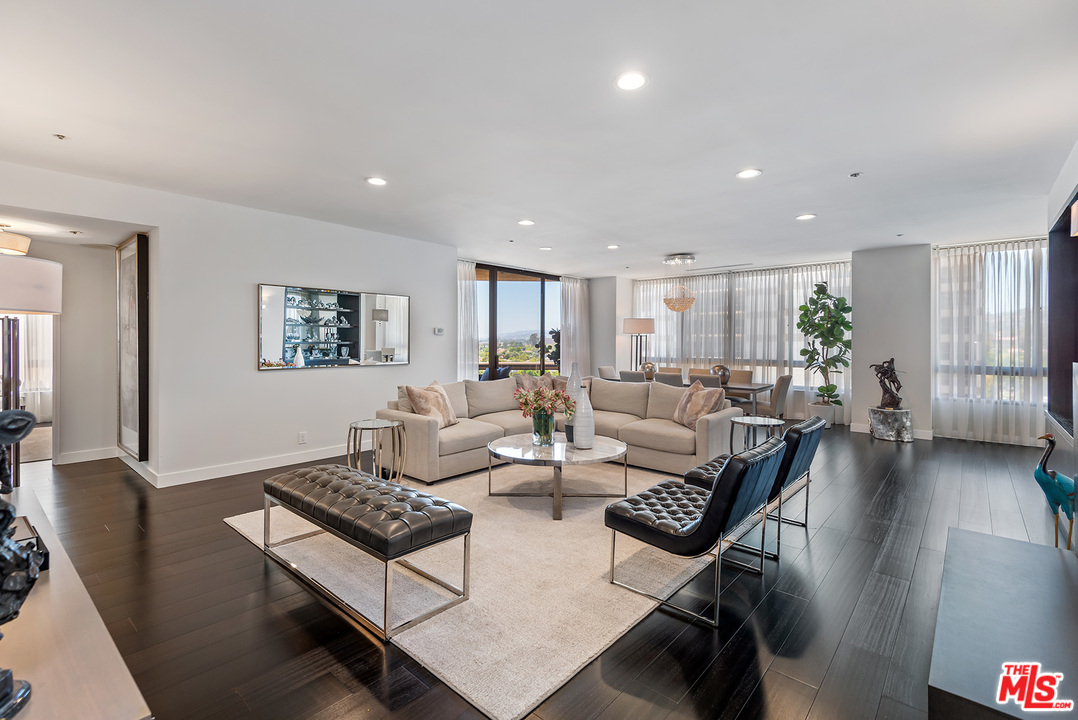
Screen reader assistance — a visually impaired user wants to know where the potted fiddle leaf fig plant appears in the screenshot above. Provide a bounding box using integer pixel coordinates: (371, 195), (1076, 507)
(796, 282), (852, 428)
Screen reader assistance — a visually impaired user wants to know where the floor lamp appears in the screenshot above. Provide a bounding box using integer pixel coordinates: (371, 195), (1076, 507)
(0, 255), (63, 491)
(623, 317), (655, 371)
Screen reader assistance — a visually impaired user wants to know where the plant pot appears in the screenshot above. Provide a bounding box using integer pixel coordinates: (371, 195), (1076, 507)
(808, 402), (834, 429)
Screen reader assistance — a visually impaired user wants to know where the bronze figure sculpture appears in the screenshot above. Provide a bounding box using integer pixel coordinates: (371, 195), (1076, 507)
(870, 358), (903, 409)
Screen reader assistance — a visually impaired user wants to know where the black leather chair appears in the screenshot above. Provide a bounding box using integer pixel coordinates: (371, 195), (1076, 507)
(604, 436), (786, 627)
(685, 416), (825, 561)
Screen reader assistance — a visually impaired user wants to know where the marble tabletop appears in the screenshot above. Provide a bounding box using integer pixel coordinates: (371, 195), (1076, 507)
(489, 433), (627, 466)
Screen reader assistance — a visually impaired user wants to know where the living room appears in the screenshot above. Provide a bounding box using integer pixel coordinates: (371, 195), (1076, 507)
(0, 3), (1077, 720)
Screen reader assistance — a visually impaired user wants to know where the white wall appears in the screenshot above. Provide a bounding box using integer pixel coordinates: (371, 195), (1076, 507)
(0, 161), (457, 486)
(1049, 136), (1078, 226)
(26, 240), (119, 464)
(850, 244), (933, 440)
(588, 276), (636, 375)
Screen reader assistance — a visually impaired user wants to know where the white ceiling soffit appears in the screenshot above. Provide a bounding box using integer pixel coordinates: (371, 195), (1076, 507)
(1, 2), (1077, 278)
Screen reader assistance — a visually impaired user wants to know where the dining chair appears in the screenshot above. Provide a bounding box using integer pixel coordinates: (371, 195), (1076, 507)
(726, 369), (753, 401)
(653, 372), (684, 386)
(597, 365), (618, 379)
(755, 375), (793, 419)
(619, 370), (646, 382)
(687, 374), (724, 389)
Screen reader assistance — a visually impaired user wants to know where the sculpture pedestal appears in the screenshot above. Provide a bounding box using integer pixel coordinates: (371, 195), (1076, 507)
(868, 407), (913, 443)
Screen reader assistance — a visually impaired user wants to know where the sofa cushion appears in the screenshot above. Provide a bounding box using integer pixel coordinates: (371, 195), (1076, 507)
(474, 409), (533, 436)
(514, 373), (554, 391)
(590, 378), (649, 418)
(405, 381), (459, 429)
(465, 377), (520, 416)
(594, 410), (643, 439)
(673, 381), (726, 429)
(619, 418), (696, 455)
(438, 418), (504, 456)
(646, 380), (687, 419)
(442, 381), (470, 419)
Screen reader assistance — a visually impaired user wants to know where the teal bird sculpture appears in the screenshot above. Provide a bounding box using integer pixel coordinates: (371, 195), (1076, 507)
(1035, 433), (1075, 549)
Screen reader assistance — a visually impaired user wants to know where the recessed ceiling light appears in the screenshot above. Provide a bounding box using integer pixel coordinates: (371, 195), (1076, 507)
(663, 253), (696, 265)
(615, 72), (648, 90)
(68, 230), (83, 235)
(795, 214), (817, 221)
(849, 172), (863, 178)
(607, 244), (619, 249)
(518, 219), (535, 226)
(539, 246), (552, 251)
(366, 177), (387, 186)
(53, 134), (66, 140)
(735, 169), (763, 179)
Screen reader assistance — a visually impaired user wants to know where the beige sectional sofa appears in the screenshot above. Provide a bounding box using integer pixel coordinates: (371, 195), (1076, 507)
(376, 376), (742, 484)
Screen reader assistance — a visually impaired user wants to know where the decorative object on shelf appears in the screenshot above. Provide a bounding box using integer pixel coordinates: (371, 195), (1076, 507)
(572, 385), (595, 449)
(0, 491), (42, 720)
(639, 361), (656, 380)
(870, 357), (903, 409)
(1034, 433), (1075, 549)
(340, 347), (349, 358)
(868, 407), (913, 443)
(0, 252), (62, 487)
(514, 387), (575, 446)
(0, 411), (35, 495)
(293, 345), (305, 368)
(663, 285), (695, 312)
(710, 364), (731, 384)
(796, 282), (852, 428)
(623, 318), (655, 372)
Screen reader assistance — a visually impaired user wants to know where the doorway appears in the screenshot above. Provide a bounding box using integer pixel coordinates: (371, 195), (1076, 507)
(16, 314), (53, 462)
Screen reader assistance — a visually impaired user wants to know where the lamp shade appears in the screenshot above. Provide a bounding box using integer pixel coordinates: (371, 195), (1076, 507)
(371, 308), (389, 322)
(623, 317), (655, 334)
(0, 256), (62, 314)
(0, 232), (31, 256)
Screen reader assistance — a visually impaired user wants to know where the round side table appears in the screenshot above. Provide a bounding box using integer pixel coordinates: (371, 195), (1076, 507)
(730, 416), (784, 451)
(347, 419), (406, 481)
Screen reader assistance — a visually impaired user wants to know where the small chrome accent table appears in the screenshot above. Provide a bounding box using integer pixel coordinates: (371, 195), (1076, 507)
(730, 415), (785, 450)
(347, 418), (406, 480)
(488, 433), (628, 520)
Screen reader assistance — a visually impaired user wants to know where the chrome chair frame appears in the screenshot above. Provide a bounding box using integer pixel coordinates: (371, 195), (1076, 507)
(262, 493), (470, 641)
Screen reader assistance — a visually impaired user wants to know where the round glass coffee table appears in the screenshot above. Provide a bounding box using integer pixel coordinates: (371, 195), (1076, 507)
(487, 433), (628, 520)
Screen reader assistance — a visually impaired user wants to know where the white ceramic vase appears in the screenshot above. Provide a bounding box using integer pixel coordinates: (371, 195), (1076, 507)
(565, 362), (583, 430)
(573, 385), (595, 449)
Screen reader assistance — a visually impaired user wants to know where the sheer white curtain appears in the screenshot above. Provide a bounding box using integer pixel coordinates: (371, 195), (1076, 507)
(383, 296), (408, 361)
(16, 314), (53, 422)
(933, 239), (1048, 446)
(633, 261), (852, 420)
(560, 276), (591, 375)
(457, 260), (479, 381)
(730, 262), (852, 404)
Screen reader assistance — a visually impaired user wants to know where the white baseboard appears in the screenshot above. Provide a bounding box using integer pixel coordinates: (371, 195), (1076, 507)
(850, 423), (933, 441)
(55, 447), (120, 465)
(148, 443), (348, 488)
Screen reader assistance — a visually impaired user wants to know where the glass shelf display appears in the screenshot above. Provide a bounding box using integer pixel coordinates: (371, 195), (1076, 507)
(258, 284), (410, 370)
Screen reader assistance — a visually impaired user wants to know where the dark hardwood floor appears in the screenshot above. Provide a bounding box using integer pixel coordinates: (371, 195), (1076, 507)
(18, 428), (1056, 720)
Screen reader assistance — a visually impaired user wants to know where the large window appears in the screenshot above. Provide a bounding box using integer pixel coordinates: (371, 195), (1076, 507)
(476, 265), (561, 379)
(933, 238), (1048, 445)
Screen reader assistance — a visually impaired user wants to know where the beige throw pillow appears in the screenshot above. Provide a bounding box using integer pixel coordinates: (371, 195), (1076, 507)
(673, 380), (725, 429)
(405, 381), (459, 429)
(515, 373), (554, 392)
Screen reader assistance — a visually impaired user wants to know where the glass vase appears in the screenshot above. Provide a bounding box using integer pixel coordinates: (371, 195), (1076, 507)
(532, 410), (554, 446)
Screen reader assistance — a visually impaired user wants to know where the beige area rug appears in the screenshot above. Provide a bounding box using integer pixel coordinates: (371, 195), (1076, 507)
(20, 425), (51, 463)
(226, 462), (712, 720)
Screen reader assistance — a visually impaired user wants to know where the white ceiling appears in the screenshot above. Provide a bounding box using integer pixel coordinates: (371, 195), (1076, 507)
(2, 1), (1077, 277)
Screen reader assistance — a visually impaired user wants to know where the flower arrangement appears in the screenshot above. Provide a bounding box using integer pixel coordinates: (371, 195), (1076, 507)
(514, 387), (576, 419)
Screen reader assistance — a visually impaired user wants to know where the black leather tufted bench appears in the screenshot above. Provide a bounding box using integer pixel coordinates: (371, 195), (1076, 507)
(262, 464), (471, 640)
